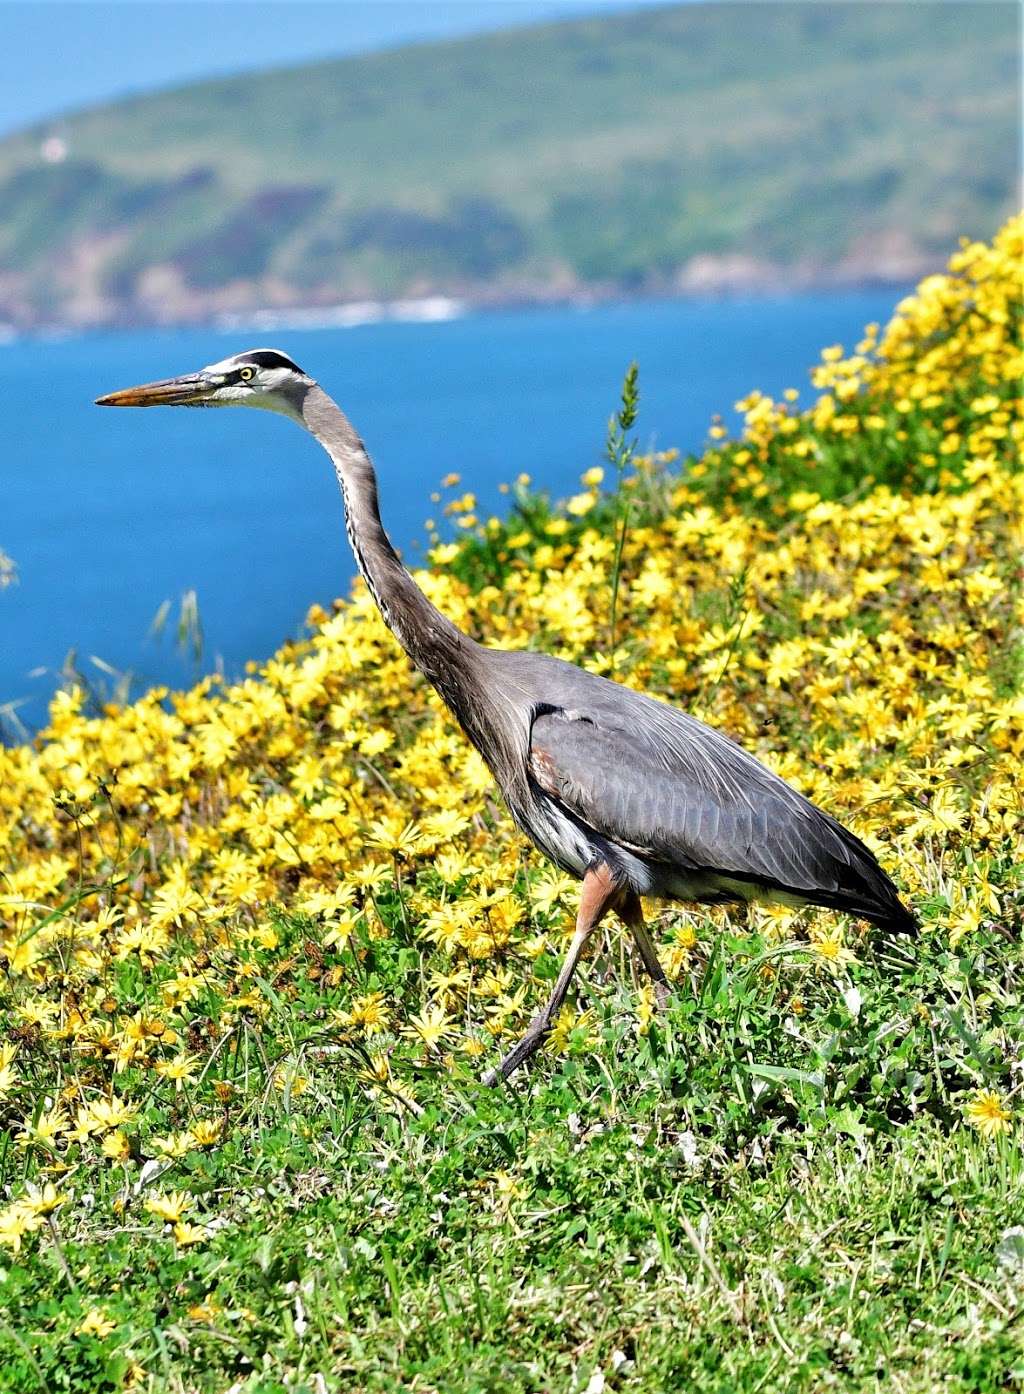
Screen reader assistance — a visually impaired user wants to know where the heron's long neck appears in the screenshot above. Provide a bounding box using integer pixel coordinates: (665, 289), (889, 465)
(300, 384), (467, 685)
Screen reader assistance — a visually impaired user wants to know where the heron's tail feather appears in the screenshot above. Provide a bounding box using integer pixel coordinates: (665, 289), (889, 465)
(809, 885), (918, 934)
(814, 817), (917, 933)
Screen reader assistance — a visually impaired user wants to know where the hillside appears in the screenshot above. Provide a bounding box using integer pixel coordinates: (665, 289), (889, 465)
(0, 218), (1020, 1391)
(0, 1), (1018, 330)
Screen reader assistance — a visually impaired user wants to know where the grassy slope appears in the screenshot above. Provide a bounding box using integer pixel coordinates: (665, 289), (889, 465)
(0, 2), (1019, 321)
(7, 989), (1021, 1394)
(0, 222), (1021, 1392)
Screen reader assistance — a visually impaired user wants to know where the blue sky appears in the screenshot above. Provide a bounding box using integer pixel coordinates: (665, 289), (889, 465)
(1, 0), (671, 135)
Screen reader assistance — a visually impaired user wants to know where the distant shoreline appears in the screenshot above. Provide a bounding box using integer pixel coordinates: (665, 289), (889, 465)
(0, 267), (926, 345)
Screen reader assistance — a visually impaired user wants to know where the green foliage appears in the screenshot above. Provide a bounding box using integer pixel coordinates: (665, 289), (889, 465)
(2, 921), (1020, 1392)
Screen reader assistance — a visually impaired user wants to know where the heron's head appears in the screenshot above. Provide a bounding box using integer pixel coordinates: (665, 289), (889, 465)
(95, 348), (313, 418)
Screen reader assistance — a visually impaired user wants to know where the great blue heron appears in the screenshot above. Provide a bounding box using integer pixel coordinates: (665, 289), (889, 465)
(97, 349), (915, 1085)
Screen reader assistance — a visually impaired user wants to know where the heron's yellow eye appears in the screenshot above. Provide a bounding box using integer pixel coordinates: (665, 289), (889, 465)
(238, 366), (255, 382)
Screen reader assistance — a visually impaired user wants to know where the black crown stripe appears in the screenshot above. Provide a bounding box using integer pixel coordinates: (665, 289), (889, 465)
(236, 350), (303, 373)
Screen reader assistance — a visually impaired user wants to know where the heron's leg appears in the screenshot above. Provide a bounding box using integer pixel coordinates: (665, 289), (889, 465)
(481, 863), (619, 1087)
(618, 891), (670, 1006)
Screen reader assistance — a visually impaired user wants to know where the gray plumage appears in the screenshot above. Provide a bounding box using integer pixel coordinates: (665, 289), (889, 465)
(97, 348), (916, 1086)
(510, 656), (911, 929)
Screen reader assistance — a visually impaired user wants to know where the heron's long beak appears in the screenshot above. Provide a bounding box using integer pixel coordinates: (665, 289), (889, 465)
(95, 373), (214, 407)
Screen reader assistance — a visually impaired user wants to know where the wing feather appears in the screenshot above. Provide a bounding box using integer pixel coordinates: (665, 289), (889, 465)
(528, 703), (912, 929)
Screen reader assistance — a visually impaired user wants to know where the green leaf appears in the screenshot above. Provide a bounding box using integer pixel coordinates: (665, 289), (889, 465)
(746, 1063), (825, 1088)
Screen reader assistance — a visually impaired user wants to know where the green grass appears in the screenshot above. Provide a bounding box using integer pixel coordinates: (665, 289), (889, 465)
(5, 917), (1021, 1392)
(0, 1), (1019, 327)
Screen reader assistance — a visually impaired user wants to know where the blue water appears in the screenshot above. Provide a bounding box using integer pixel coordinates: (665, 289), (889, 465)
(0, 292), (904, 730)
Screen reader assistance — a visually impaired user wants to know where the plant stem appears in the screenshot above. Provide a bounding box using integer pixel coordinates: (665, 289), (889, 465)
(606, 361), (639, 666)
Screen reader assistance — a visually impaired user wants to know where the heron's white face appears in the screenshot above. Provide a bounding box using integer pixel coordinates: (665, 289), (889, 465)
(200, 353), (307, 413)
(95, 348), (312, 418)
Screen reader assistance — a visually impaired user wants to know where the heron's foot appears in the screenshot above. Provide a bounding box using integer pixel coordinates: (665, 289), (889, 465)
(652, 979), (671, 1010)
(481, 1013), (552, 1088)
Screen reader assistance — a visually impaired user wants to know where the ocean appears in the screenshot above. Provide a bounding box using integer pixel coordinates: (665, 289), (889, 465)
(0, 290), (905, 731)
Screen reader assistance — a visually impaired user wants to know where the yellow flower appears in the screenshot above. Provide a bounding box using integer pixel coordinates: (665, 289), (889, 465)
(272, 1067), (310, 1095)
(70, 1095), (139, 1141)
(76, 1310), (117, 1338)
(16, 1105), (68, 1150)
(364, 818), (424, 858)
(964, 1090), (1012, 1139)
(545, 1005), (593, 1055)
(151, 1131), (195, 1158)
(809, 927), (858, 971)
(101, 1131), (131, 1161)
(530, 871), (577, 916)
(336, 991), (390, 1035)
(948, 903), (984, 950)
(153, 1053), (201, 1086)
(492, 1169), (525, 1207)
(636, 984), (657, 1036)
(173, 1220), (209, 1247)
(189, 1120), (223, 1148)
(23, 1181), (68, 1216)
(144, 1190), (193, 1224)
(0, 1202), (40, 1251)
(188, 1299), (222, 1322)
(359, 728), (395, 758)
(403, 1003), (453, 1051)
(0, 1043), (19, 1099)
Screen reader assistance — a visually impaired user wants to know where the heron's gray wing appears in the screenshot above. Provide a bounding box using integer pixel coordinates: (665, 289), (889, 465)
(528, 703), (912, 927)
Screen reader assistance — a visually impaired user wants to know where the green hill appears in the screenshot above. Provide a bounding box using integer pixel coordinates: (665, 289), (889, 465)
(0, 1), (1018, 330)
